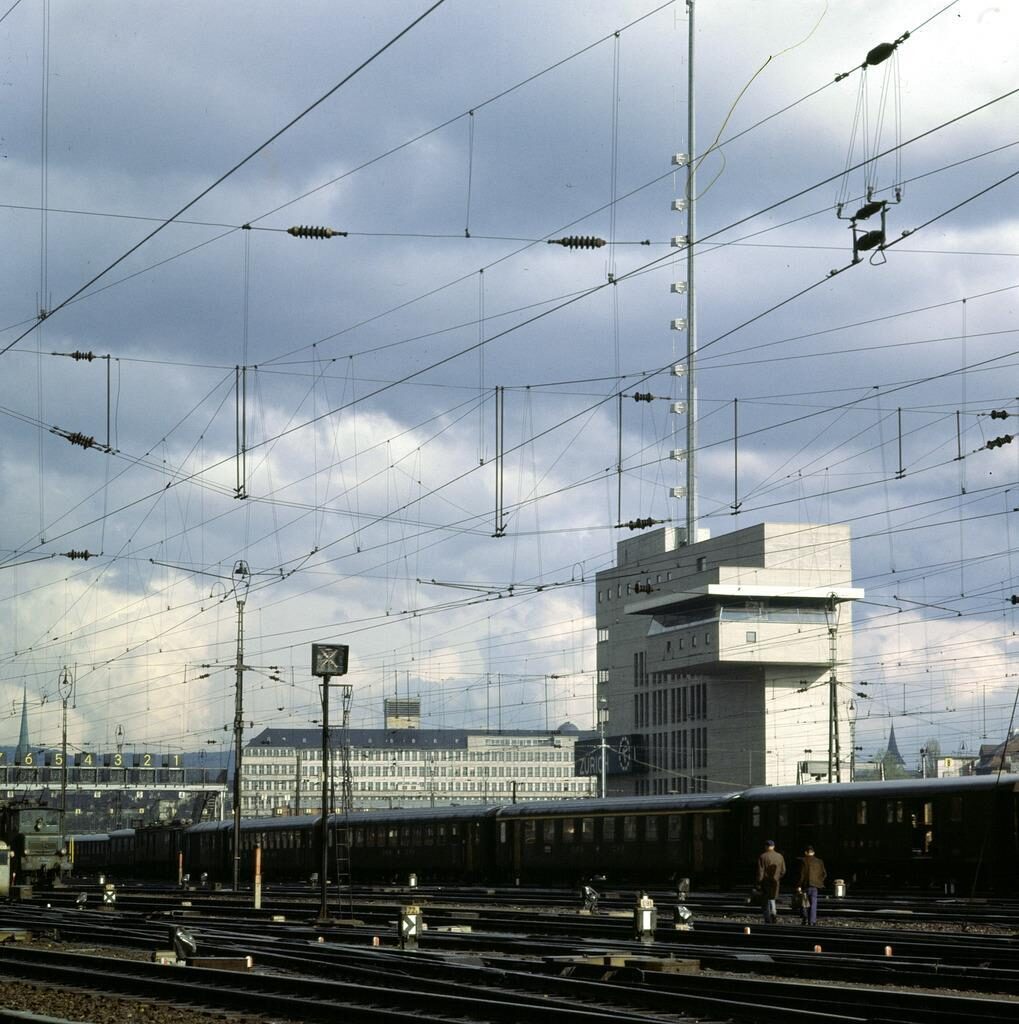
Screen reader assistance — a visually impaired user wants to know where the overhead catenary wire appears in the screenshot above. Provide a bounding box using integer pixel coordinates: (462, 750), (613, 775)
(0, 0), (449, 359)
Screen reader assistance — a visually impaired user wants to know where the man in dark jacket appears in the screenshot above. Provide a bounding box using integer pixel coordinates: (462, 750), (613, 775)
(756, 839), (785, 923)
(796, 846), (827, 925)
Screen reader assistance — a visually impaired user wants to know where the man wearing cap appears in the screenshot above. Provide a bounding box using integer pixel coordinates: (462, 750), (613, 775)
(756, 839), (785, 924)
(796, 846), (827, 925)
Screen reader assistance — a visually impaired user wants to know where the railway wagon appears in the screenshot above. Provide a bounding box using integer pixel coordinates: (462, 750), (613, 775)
(494, 792), (740, 887)
(346, 805), (499, 883)
(741, 774), (1019, 892)
(184, 815), (317, 883)
(69, 833), (111, 876)
(133, 822), (188, 880)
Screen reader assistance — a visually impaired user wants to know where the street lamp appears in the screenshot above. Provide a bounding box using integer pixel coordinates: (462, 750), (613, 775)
(597, 698), (610, 799)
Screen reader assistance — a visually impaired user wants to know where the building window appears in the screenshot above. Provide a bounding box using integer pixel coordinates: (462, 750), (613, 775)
(746, 630), (757, 643)
(597, 627), (609, 643)
(598, 669), (609, 683)
(696, 556), (707, 572)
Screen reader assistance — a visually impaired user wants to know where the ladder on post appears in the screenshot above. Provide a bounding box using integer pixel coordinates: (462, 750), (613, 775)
(331, 682), (355, 919)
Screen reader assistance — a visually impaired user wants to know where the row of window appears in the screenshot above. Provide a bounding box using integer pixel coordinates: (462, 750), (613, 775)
(641, 679), (708, 727)
(246, 748), (574, 766)
(596, 558), (711, 604)
(748, 797), (951, 828)
(518, 812), (717, 845)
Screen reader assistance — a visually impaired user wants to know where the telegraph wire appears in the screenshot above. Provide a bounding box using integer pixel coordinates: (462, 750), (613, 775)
(0, 0), (449, 359)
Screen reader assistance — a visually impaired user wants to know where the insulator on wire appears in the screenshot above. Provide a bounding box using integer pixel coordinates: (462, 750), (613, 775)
(632, 392), (655, 403)
(63, 550), (97, 560)
(865, 39), (904, 67)
(547, 236), (606, 249)
(60, 431), (97, 450)
(853, 201), (885, 222)
(990, 409), (1010, 420)
(633, 583), (654, 594)
(986, 434), (1014, 450)
(616, 517), (663, 531)
(287, 225), (347, 239)
(855, 229), (885, 253)
(71, 350), (96, 362)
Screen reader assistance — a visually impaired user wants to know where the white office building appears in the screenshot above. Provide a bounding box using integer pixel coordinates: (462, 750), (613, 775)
(240, 723), (596, 815)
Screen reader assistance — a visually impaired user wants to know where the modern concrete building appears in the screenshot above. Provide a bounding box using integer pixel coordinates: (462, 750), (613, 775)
(241, 723), (596, 815)
(594, 523), (862, 794)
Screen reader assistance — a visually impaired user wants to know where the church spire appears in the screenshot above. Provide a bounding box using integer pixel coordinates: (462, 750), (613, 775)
(15, 686), (30, 763)
(886, 721), (905, 766)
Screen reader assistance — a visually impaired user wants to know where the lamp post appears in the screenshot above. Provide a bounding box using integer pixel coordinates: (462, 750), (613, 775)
(230, 560), (250, 892)
(311, 643), (349, 923)
(58, 667), (74, 856)
(597, 698), (610, 799)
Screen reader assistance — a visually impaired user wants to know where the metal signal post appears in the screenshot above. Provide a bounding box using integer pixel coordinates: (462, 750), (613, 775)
(311, 643), (349, 922)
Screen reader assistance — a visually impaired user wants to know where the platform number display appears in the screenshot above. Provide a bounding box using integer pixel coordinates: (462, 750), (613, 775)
(133, 752), (155, 768)
(104, 752), (125, 768)
(75, 752), (97, 767)
(162, 753), (182, 768)
(17, 751), (34, 766)
(44, 751), (66, 767)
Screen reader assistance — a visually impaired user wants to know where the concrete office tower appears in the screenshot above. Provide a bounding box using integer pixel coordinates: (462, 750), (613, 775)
(594, 523), (862, 794)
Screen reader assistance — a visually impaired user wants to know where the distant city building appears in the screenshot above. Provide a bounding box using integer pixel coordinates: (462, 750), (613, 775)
(885, 722), (906, 767)
(595, 523), (862, 794)
(384, 697), (421, 730)
(14, 687), (30, 765)
(974, 732), (1019, 774)
(241, 721), (595, 815)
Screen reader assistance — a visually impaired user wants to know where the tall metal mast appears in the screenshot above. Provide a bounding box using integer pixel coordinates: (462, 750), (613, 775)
(685, 0), (698, 540)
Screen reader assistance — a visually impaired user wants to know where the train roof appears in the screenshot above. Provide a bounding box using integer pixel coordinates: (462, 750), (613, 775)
(329, 804), (502, 826)
(741, 774), (1019, 802)
(188, 814), (314, 834)
(69, 833), (110, 842)
(496, 791), (742, 819)
(108, 828), (136, 838)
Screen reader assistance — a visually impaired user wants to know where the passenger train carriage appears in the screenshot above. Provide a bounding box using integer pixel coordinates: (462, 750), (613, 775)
(65, 774), (1019, 894)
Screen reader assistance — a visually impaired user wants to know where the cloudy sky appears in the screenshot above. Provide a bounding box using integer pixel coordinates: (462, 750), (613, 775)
(1, 0), (1017, 773)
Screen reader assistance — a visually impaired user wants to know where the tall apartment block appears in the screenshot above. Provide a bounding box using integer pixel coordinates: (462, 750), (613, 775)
(594, 523), (862, 793)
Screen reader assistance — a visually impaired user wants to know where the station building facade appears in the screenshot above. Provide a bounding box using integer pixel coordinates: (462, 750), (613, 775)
(240, 723), (596, 815)
(594, 522), (862, 794)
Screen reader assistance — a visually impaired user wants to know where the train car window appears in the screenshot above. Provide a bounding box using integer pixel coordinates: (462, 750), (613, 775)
(856, 801), (867, 826)
(562, 819), (576, 843)
(413, 826), (422, 846)
(923, 801), (933, 826)
(623, 816), (637, 842)
(777, 803), (788, 827)
(451, 824), (460, 839)
(645, 816), (658, 842)
(950, 796), (963, 822)
(424, 826), (434, 846)
(705, 816), (715, 841)
(400, 827), (411, 846)
(602, 817), (616, 842)
(543, 819), (555, 844)
(438, 825), (447, 842)
(886, 801), (894, 824)
(388, 828), (399, 847)
(667, 815), (682, 841)
(896, 801), (904, 824)
(581, 817), (594, 843)
(524, 821), (537, 845)
(751, 805), (760, 828)
(354, 828), (364, 846)
(500, 822), (508, 845)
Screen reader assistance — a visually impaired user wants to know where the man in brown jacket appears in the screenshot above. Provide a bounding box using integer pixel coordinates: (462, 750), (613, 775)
(796, 846), (827, 925)
(756, 839), (785, 923)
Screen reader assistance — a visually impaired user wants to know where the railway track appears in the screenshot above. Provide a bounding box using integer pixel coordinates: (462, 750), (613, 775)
(5, 889), (1019, 1023)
